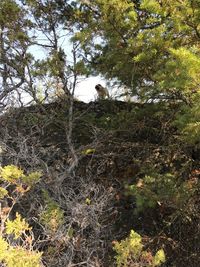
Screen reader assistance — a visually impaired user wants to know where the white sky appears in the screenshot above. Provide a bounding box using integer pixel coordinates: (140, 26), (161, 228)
(74, 76), (108, 102)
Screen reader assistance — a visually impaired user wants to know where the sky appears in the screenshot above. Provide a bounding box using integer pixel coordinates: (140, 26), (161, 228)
(74, 76), (108, 102)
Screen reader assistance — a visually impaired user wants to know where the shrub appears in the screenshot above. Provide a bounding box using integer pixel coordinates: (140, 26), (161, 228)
(5, 213), (31, 239)
(0, 165), (43, 267)
(40, 190), (64, 234)
(0, 236), (42, 267)
(127, 171), (196, 214)
(113, 229), (165, 267)
(175, 93), (200, 144)
(0, 165), (41, 186)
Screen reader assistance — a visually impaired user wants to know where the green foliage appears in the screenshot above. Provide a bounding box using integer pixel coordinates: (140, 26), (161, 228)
(175, 93), (200, 144)
(113, 229), (165, 267)
(114, 230), (143, 266)
(0, 187), (8, 199)
(140, 0), (163, 14)
(85, 197), (91, 205)
(0, 165), (43, 266)
(127, 171), (195, 214)
(22, 171), (42, 186)
(74, 0), (200, 102)
(0, 0), (25, 28)
(0, 165), (42, 186)
(154, 47), (200, 98)
(0, 0), (32, 105)
(0, 1), (200, 266)
(40, 190), (64, 233)
(0, 237), (8, 255)
(74, 60), (90, 76)
(0, 165), (24, 183)
(6, 213), (31, 239)
(153, 249), (166, 266)
(82, 148), (95, 155)
(182, 122), (200, 144)
(0, 237), (42, 267)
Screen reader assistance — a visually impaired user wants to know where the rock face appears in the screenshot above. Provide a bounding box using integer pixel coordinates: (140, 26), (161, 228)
(0, 100), (199, 266)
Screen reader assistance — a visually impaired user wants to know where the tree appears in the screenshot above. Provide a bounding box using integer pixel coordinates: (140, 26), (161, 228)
(23, 0), (75, 98)
(22, 0), (90, 102)
(73, 0), (200, 102)
(0, 0), (85, 110)
(0, 0), (32, 109)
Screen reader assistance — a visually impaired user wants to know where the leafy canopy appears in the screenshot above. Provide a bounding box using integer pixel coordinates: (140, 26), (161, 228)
(74, 0), (200, 101)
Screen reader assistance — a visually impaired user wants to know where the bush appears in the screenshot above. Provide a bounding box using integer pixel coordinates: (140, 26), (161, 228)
(40, 190), (64, 234)
(127, 171), (196, 214)
(113, 229), (165, 267)
(0, 165), (43, 267)
(175, 93), (200, 144)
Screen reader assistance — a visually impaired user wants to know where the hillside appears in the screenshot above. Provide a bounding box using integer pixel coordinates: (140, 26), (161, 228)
(0, 99), (199, 266)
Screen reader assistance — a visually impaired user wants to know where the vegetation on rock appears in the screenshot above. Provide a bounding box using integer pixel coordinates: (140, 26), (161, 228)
(0, 0), (200, 266)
